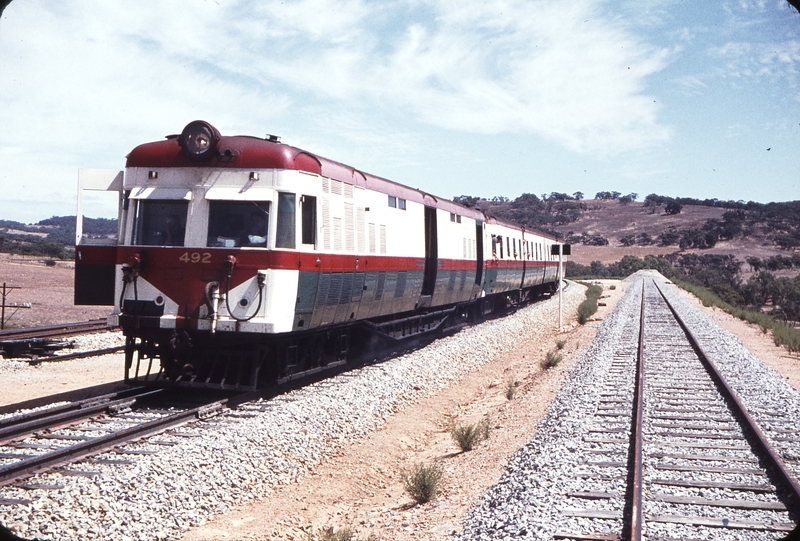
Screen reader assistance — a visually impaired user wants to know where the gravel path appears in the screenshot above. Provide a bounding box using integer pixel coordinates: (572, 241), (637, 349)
(1, 285), (585, 540)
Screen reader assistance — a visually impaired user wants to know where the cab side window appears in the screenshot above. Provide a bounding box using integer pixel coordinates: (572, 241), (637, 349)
(276, 192), (296, 249)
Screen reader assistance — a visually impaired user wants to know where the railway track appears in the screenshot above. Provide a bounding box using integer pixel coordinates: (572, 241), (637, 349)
(0, 289), (568, 491)
(0, 320), (110, 341)
(0, 387), (256, 491)
(555, 279), (799, 540)
(0, 319), (122, 361)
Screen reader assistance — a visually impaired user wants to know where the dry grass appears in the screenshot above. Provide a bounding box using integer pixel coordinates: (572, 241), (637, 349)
(401, 462), (444, 504)
(449, 417), (490, 451)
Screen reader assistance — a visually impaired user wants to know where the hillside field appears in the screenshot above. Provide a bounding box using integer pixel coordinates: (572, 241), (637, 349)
(548, 200), (789, 277)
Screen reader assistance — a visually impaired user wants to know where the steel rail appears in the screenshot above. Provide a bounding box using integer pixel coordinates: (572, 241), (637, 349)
(652, 279), (800, 516)
(0, 320), (110, 340)
(625, 280), (646, 541)
(0, 388), (164, 445)
(0, 395), (232, 488)
(26, 345), (125, 364)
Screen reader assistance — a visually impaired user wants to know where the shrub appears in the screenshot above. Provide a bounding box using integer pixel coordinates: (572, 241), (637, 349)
(401, 462), (443, 504)
(305, 528), (376, 541)
(504, 378), (517, 400)
(585, 284), (603, 300)
(577, 298), (598, 324)
(673, 278), (800, 356)
(544, 351), (562, 368)
(556, 339), (566, 350)
(583, 234), (609, 246)
(449, 417), (490, 451)
(773, 322), (800, 354)
(658, 229), (681, 246)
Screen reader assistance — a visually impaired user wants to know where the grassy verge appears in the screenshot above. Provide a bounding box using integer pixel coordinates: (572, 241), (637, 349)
(673, 279), (800, 355)
(576, 281), (602, 324)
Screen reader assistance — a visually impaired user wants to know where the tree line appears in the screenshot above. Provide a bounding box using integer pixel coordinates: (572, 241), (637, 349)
(567, 253), (800, 328)
(0, 217), (116, 259)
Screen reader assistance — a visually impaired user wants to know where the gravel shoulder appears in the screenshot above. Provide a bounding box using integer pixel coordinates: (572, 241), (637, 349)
(180, 283), (624, 541)
(182, 278), (800, 541)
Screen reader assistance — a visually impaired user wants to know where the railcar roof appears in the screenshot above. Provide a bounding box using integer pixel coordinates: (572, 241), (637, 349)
(126, 132), (556, 241)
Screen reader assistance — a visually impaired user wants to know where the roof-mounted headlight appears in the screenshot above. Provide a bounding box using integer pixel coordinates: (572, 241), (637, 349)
(178, 120), (220, 159)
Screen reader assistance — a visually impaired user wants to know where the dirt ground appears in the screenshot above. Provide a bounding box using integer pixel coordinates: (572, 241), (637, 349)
(0, 352), (125, 408)
(180, 295), (607, 541)
(0, 254), (109, 329)
(2, 259), (799, 540)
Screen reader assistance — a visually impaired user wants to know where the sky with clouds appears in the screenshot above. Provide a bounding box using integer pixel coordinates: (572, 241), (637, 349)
(0, 0), (798, 223)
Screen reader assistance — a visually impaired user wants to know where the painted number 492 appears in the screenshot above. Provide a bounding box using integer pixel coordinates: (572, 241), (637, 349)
(179, 252), (211, 264)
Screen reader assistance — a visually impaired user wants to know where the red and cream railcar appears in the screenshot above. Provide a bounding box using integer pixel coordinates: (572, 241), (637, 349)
(75, 121), (562, 389)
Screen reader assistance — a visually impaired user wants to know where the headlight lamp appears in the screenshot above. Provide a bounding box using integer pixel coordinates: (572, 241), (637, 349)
(179, 120), (220, 159)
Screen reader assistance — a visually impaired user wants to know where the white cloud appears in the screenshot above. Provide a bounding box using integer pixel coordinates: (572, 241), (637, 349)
(227, 0), (674, 155)
(710, 39), (800, 85)
(0, 0), (727, 221)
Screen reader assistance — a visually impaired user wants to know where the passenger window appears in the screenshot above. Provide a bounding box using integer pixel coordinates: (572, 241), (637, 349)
(207, 201), (270, 248)
(388, 195), (397, 208)
(398, 198), (406, 210)
(276, 192), (296, 249)
(133, 200), (188, 246)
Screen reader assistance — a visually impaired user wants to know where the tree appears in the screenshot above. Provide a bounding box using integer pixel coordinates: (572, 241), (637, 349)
(637, 233), (654, 245)
(572, 191), (584, 200)
(659, 230), (681, 246)
(453, 195), (479, 208)
(665, 200), (683, 215)
(595, 191), (622, 200)
(746, 256), (763, 272)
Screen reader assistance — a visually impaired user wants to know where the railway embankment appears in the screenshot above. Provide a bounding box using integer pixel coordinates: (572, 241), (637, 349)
(4, 274), (798, 540)
(2, 286), (589, 540)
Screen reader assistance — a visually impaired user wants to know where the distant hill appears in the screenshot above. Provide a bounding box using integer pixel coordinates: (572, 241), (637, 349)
(454, 193), (800, 278)
(548, 200), (771, 267)
(0, 216), (116, 259)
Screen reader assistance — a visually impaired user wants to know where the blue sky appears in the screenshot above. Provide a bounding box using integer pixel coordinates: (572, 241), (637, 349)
(0, 0), (798, 224)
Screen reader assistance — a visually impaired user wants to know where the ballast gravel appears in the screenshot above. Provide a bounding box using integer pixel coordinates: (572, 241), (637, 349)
(455, 270), (800, 540)
(1, 285), (585, 541)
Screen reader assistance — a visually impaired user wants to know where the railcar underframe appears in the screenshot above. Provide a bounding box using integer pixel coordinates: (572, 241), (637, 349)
(121, 280), (555, 391)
